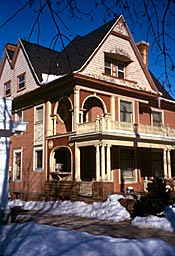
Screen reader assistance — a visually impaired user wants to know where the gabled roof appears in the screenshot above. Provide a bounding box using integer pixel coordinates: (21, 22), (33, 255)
(55, 18), (118, 75)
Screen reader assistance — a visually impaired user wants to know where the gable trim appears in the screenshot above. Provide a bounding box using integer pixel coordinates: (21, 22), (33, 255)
(19, 39), (41, 85)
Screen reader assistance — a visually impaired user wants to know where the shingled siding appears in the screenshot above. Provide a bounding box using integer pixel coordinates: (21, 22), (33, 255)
(0, 48), (39, 98)
(80, 34), (155, 94)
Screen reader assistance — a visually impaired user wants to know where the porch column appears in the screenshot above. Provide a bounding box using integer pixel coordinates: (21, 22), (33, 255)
(106, 144), (111, 181)
(51, 115), (57, 135)
(163, 149), (168, 178)
(110, 95), (115, 121)
(95, 144), (100, 181)
(73, 87), (80, 132)
(75, 144), (81, 181)
(101, 144), (106, 180)
(167, 149), (172, 178)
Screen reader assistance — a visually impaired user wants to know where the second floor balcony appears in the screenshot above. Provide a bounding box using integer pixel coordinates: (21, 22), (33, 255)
(76, 115), (175, 141)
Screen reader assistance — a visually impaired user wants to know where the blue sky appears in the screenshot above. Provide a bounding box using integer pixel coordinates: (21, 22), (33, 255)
(0, 1), (174, 94)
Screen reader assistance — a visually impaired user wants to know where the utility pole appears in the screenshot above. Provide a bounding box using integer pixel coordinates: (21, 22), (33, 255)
(0, 98), (27, 223)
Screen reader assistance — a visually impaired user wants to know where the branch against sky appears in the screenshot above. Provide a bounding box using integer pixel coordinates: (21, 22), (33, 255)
(0, 0), (175, 90)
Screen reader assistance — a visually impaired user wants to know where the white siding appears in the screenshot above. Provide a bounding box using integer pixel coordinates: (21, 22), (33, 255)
(0, 48), (39, 98)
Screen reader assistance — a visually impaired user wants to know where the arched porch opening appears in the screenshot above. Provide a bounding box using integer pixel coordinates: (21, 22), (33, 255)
(49, 146), (72, 180)
(83, 96), (105, 122)
(56, 97), (72, 133)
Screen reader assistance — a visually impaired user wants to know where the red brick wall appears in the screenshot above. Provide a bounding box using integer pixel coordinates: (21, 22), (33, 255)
(164, 110), (175, 128)
(10, 107), (46, 196)
(139, 103), (151, 125)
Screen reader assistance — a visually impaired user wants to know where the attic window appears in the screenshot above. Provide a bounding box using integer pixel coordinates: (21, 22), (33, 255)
(104, 58), (125, 78)
(18, 73), (25, 91)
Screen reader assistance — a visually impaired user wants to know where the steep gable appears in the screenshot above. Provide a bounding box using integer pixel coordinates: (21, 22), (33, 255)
(55, 18), (118, 75)
(77, 15), (158, 95)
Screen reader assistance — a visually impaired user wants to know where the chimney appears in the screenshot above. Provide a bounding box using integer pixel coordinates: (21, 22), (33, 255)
(5, 43), (16, 52)
(136, 41), (149, 67)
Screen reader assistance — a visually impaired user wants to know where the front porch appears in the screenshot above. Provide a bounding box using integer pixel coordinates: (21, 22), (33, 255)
(44, 180), (114, 201)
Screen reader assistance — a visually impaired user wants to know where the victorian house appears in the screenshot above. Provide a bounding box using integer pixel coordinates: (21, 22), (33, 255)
(1, 15), (175, 201)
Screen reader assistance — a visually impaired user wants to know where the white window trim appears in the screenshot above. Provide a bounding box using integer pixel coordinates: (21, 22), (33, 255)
(104, 58), (125, 78)
(34, 104), (44, 124)
(119, 98), (135, 123)
(17, 73), (26, 91)
(34, 104), (44, 146)
(33, 146), (44, 171)
(151, 108), (164, 126)
(15, 109), (23, 122)
(13, 148), (22, 182)
(4, 81), (11, 96)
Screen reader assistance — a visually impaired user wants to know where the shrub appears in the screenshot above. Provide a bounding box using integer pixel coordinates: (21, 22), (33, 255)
(134, 178), (169, 217)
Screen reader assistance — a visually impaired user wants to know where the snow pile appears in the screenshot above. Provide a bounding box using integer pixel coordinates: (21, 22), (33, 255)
(131, 206), (175, 232)
(9, 194), (130, 222)
(0, 222), (175, 256)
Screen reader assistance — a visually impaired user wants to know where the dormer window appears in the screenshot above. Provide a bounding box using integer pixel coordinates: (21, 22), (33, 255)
(18, 73), (25, 91)
(104, 58), (125, 78)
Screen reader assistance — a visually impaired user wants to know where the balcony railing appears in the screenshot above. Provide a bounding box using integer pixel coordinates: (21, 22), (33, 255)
(77, 115), (175, 138)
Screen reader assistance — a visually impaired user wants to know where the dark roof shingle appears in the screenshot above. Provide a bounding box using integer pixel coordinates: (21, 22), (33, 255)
(21, 39), (60, 82)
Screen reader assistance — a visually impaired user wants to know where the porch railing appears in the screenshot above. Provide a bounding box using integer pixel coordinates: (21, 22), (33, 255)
(77, 115), (175, 138)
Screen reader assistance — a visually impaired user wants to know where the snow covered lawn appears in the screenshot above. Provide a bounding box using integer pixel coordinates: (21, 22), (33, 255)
(1, 222), (175, 256)
(0, 194), (175, 255)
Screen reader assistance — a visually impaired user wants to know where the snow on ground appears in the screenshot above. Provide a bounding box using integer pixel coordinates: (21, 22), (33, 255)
(1, 222), (175, 256)
(0, 194), (175, 255)
(8, 194), (130, 222)
(132, 205), (175, 232)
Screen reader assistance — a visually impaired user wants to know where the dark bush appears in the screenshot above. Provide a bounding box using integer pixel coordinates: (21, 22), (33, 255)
(134, 178), (170, 217)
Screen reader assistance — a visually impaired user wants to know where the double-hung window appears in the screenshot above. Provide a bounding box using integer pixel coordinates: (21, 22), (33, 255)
(34, 147), (43, 170)
(120, 100), (133, 122)
(35, 106), (43, 124)
(18, 73), (25, 90)
(152, 111), (162, 127)
(4, 81), (11, 96)
(13, 149), (22, 181)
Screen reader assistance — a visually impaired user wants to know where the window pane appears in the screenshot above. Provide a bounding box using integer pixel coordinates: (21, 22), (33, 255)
(5, 82), (11, 96)
(35, 149), (43, 169)
(153, 111), (162, 127)
(36, 150), (43, 169)
(118, 71), (124, 78)
(118, 63), (125, 78)
(14, 151), (22, 181)
(104, 59), (111, 75)
(18, 74), (25, 90)
(118, 63), (125, 71)
(120, 149), (134, 180)
(120, 100), (133, 122)
(36, 106), (43, 123)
